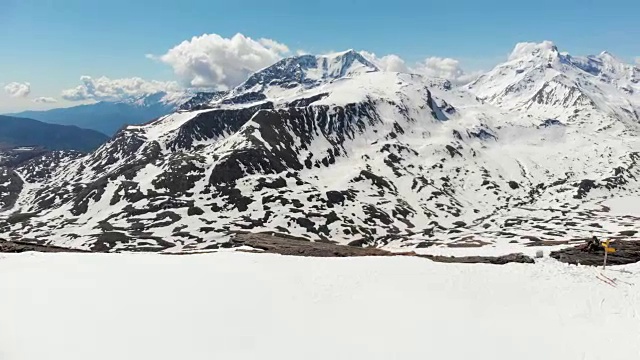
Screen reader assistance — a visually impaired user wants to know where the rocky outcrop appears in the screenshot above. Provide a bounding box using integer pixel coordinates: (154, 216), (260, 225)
(550, 241), (640, 266)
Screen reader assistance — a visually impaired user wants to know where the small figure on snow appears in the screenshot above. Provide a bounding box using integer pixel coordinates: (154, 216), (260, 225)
(585, 236), (601, 252)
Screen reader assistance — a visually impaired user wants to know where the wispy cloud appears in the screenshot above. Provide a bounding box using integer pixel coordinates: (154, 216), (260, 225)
(33, 96), (57, 103)
(414, 57), (481, 85)
(61, 76), (181, 102)
(148, 32), (482, 90)
(360, 51), (410, 72)
(4, 82), (31, 97)
(361, 51), (479, 85)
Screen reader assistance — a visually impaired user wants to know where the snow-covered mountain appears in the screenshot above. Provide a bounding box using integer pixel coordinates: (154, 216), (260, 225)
(467, 41), (640, 126)
(9, 92), (194, 136)
(1, 45), (639, 252)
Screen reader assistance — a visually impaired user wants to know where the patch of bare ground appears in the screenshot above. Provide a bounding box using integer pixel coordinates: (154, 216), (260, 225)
(0, 239), (88, 253)
(232, 233), (534, 264)
(550, 240), (640, 266)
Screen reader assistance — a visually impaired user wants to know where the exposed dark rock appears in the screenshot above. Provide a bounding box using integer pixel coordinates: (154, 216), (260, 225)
(178, 91), (227, 111)
(0, 168), (23, 210)
(287, 93), (329, 107)
(188, 206), (205, 216)
(619, 230), (638, 237)
(0, 239), (88, 253)
(232, 233), (534, 265)
(445, 145), (462, 158)
(153, 155), (205, 195)
(91, 232), (132, 252)
(418, 253), (535, 265)
(416, 241), (436, 248)
(6, 212), (37, 224)
(550, 241), (640, 266)
(574, 179), (597, 199)
(468, 128), (497, 141)
(354, 170), (396, 193)
(296, 217), (316, 233)
(539, 119), (565, 127)
(233, 232), (396, 257)
(326, 190), (346, 206)
(521, 235), (542, 242)
(254, 177), (287, 191)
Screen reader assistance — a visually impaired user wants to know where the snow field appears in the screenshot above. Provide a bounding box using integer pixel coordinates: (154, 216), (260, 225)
(0, 252), (638, 360)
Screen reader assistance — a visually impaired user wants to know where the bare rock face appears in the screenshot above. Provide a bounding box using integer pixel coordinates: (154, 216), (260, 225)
(232, 232), (534, 264)
(418, 253), (535, 265)
(232, 232), (392, 257)
(550, 241), (640, 266)
(0, 239), (88, 253)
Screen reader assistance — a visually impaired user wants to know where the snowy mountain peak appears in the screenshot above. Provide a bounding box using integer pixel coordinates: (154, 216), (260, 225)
(508, 41), (559, 62)
(232, 49), (379, 95)
(322, 49), (379, 75)
(468, 42), (640, 125)
(599, 50), (615, 58)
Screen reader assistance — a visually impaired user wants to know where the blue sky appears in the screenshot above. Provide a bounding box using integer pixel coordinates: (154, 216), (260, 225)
(1, 0), (639, 112)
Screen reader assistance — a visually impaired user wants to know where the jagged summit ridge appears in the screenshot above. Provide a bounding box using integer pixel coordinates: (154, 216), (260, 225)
(231, 49), (379, 94)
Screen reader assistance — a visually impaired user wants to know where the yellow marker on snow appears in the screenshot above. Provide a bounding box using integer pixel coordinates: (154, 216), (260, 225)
(602, 239), (615, 270)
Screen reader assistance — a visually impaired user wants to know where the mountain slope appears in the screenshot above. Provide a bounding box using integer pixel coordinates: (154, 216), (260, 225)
(0, 116), (109, 152)
(1, 46), (639, 253)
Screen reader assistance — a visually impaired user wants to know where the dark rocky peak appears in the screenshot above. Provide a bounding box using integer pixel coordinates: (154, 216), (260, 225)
(178, 91), (228, 111)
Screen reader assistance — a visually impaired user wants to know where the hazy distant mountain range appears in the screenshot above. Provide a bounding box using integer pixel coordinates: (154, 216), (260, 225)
(0, 115), (108, 152)
(8, 92), (191, 136)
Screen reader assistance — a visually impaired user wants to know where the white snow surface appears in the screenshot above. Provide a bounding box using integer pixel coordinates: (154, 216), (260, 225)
(0, 252), (638, 360)
(603, 196), (640, 216)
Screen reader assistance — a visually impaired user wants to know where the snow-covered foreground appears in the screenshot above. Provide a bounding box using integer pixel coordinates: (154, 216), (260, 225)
(0, 252), (639, 360)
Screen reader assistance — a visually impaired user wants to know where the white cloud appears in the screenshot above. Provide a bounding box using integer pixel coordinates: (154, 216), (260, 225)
(4, 82), (31, 97)
(258, 38), (290, 54)
(360, 51), (477, 85)
(151, 33), (290, 89)
(61, 76), (181, 102)
(414, 57), (481, 85)
(33, 96), (57, 103)
(508, 41), (557, 61)
(149, 32), (478, 89)
(360, 51), (409, 72)
(635, 57), (640, 66)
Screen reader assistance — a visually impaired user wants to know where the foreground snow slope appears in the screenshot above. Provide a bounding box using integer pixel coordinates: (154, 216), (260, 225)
(0, 252), (638, 360)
